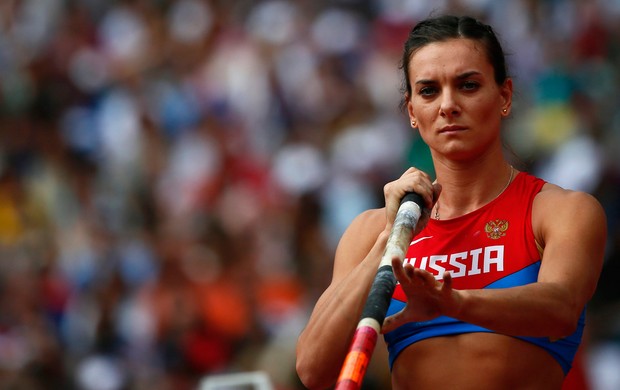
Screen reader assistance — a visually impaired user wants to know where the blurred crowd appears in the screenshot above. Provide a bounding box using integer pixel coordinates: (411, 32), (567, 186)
(0, 0), (619, 389)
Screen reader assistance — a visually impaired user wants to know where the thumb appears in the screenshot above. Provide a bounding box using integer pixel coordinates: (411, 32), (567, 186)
(381, 309), (408, 334)
(432, 182), (442, 204)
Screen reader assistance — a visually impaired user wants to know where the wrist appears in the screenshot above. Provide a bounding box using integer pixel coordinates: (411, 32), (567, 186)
(445, 288), (466, 319)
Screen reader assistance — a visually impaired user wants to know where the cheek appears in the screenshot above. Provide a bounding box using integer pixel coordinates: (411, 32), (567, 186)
(414, 104), (437, 126)
(472, 96), (502, 125)
(416, 114), (437, 145)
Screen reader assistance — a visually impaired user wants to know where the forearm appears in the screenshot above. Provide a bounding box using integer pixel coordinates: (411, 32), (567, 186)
(296, 267), (375, 388)
(296, 235), (387, 389)
(451, 282), (581, 338)
(451, 191), (605, 339)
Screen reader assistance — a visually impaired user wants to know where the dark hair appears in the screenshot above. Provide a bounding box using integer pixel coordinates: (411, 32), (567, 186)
(400, 15), (508, 102)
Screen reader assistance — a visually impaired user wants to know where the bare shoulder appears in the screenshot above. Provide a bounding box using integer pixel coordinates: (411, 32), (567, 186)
(341, 207), (386, 240)
(533, 183), (607, 245)
(332, 208), (386, 280)
(535, 183), (605, 215)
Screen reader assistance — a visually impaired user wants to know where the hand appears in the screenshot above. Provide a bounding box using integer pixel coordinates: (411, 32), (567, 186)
(383, 167), (441, 232)
(381, 257), (461, 333)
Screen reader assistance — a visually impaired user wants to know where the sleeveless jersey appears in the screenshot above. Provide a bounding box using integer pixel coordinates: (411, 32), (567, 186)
(384, 172), (584, 375)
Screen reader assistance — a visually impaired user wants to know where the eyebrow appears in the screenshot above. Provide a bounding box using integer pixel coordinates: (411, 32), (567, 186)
(414, 71), (482, 85)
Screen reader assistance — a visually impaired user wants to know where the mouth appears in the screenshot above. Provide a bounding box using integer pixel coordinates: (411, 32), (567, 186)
(439, 125), (467, 134)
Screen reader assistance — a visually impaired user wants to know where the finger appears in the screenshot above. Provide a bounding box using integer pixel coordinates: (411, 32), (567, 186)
(414, 268), (437, 287)
(405, 173), (434, 208)
(397, 168), (435, 207)
(401, 166), (418, 175)
(404, 263), (415, 279)
(422, 184), (436, 209)
(392, 257), (407, 281)
(432, 182), (442, 204)
(442, 271), (453, 291)
(393, 258), (417, 286)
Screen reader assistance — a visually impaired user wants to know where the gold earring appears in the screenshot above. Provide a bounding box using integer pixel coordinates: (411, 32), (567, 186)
(502, 108), (508, 114)
(411, 121), (417, 127)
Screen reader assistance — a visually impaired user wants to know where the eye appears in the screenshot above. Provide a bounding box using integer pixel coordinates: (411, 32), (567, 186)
(418, 86), (438, 97)
(461, 80), (480, 91)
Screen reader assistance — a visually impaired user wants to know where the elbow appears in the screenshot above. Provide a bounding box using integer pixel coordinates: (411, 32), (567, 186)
(296, 353), (334, 390)
(296, 328), (338, 390)
(551, 318), (578, 340)
(295, 355), (328, 389)
(295, 356), (311, 389)
(549, 303), (582, 339)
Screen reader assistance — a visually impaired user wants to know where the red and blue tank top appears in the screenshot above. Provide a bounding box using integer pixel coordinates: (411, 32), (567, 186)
(384, 172), (584, 375)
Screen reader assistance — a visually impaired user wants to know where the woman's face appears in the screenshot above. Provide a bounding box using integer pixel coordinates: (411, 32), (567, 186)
(406, 38), (512, 162)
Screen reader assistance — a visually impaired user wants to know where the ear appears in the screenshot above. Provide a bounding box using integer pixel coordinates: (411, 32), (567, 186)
(406, 94), (417, 126)
(500, 78), (513, 117)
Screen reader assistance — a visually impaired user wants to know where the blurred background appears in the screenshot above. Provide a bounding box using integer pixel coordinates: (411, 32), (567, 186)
(0, 0), (619, 389)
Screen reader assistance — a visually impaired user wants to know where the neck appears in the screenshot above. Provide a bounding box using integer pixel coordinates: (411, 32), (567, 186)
(432, 160), (515, 220)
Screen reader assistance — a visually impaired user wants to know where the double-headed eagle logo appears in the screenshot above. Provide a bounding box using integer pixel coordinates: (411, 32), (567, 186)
(485, 219), (509, 239)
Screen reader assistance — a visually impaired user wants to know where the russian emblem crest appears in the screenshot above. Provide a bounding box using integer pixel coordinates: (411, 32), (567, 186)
(485, 219), (509, 239)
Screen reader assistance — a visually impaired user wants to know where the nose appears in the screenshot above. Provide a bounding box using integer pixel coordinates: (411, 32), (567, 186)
(439, 89), (460, 118)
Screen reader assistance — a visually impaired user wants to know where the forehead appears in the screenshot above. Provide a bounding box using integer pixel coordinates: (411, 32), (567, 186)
(409, 38), (493, 80)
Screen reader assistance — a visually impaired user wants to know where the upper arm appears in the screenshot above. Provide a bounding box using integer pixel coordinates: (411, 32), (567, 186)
(533, 187), (607, 312)
(331, 208), (387, 282)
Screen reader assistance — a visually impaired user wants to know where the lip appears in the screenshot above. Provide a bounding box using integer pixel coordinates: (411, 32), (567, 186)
(439, 125), (468, 133)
